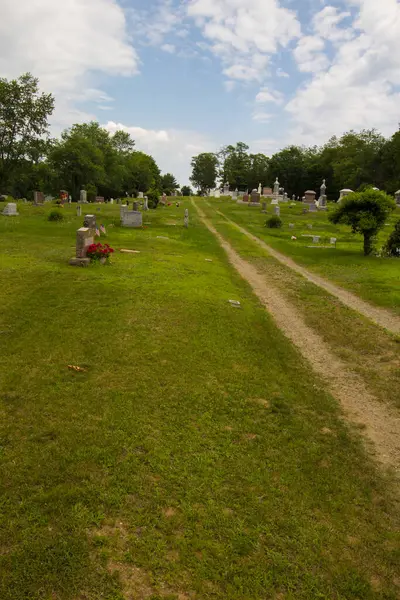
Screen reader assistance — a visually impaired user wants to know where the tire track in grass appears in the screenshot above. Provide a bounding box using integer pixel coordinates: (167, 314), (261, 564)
(208, 203), (400, 336)
(193, 200), (400, 475)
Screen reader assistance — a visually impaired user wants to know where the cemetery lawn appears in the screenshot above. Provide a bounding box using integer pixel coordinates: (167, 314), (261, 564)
(199, 200), (400, 411)
(211, 199), (400, 315)
(1, 201), (400, 600)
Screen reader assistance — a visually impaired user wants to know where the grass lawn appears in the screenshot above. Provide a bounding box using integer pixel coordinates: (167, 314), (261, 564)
(1, 201), (399, 600)
(210, 198), (400, 315)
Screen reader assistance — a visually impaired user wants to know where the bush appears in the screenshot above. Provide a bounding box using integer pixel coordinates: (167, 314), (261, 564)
(146, 188), (160, 209)
(265, 216), (282, 228)
(48, 210), (64, 222)
(383, 219), (400, 257)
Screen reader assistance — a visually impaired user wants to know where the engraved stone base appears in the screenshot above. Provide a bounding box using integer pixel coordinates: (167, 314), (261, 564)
(69, 257), (91, 266)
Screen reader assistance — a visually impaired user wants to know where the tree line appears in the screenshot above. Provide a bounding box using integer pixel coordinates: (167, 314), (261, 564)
(0, 73), (182, 203)
(190, 132), (400, 200)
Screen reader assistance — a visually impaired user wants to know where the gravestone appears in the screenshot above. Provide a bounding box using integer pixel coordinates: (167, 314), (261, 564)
(261, 201), (267, 213)
(313, 236), (320, 244)
(80, 190), (87, 203)
(289, 223), (294, 229)
(307, 224), (313, 229)
(250, 189), (261, 204)
(243, 193), (249, 202)
(309, 203), (317, 212)
(121, 203), (143, 228)
(338, 189), (353, 203)
(273, 177), (280, 197)
(304, 190), (316, 204)
(143, 197), (149, 211)
(77, 205), (82, 217)
(110, 198), (114, 204)
(263, 187), (272, 196)
(2, 202), (19, 216)
(69, 227), (94, 266)
(33, 191), (45, 205)
(223, 182), (230, 195)
(95, 196), (105, 203)
(292, 194), (296, 201)
(232, 189), (238, 200)
(271, 198), (279, 205)
(215, 189), (220, 199)
(138, 192), (144, 199)
(330, 237), (337, 246)
(133, 201), (138, 211)
(83, 214), (96, 229)
(184, 209), (189, 228)
(274, 206), (280, 216)
(258, 183), (262, 194)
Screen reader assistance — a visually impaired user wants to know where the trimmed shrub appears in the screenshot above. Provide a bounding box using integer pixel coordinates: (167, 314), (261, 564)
(383, 219), (400, 257)
(265, 216), (282, 229)
(48, 210), (64, 222)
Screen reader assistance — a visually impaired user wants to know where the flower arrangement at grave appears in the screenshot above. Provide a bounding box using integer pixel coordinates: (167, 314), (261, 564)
(86, 243), (114, 263)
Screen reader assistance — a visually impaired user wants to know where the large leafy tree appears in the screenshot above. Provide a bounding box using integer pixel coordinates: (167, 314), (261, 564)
(190, 153), (219, 193)
(220, 142), (251, 190)
(160, 173), (178, 195)
(329, 189), (395, 255)
(123, 151), (160, 195)
(247, 153), (270, 192)
(0, 73), (54, 194)
(181, 185), (192, 196)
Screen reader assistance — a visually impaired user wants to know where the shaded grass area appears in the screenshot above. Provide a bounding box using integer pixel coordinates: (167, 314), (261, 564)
(0, 202), (399, 599)
(209, 198), (400, 314)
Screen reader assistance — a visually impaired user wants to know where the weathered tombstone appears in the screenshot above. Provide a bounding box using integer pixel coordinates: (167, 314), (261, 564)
(133, 201), (138, 211)
(274, 205), (280, 216)
(68, 195), (72, 204)
(69, 227), (94, 266)
(232, 189), (238, 200)
(292, 194), (296, 201)
(261, 201), (267, 213)
(77, 205), (82, 217)
(338, 189), (353, 203)
(330, 237), (337, 246)
(263, 187), (272, 196)
(143, 197), (149, 211)
(313, 236), (320, 244)
(33, 191), (45, 205)
(307, 224), (313, 229)
(304, 190), (316, 204)
(80, 189), (87, 203)
(273, 177), (280, 197)
(243, 193), (249, 202)
(83, 214), (96, 229)
(309, 203), (317, 212)
(2, 202), (19, 216)
(121, 203), (143, 227)
(289, 223), (294, 229)
(138, 192), (144, 199)
(95, 196), (104, 203)
(250, 189), (261, 204)
(184, 209), (189, 228)
(223, 182), (230, 195)
(258, 183), (262, 194)
(110, 198), (114, 204)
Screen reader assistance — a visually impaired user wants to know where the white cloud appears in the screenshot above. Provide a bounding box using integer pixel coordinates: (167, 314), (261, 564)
(0, 0), (138, 131)
(161, 43), (176, 53)
(129, 0), (183, 46)
(293, 35), (329, 73)
(312, 6), (353, 43)
(186, 0), (301, 83)
(287, 0), (400, 145)
(255, 88), (284, 104)
(103, 121), (216, 185)
(276, 68), (289, 78)
(252, 111), (273, 123)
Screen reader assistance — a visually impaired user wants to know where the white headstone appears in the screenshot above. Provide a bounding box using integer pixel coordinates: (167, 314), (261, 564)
(184, 209), (189, 228)
(274, 206), (280, 216)
(258, 183), (262, 195)
(330, 237), (337, 245)
(289, 223), (294, 229)
(273, 178), (279, 196)
(138, 192), (144, 199)
(121, 210), (143, 228)
(2, 203), (19, 216)
(215, 189), (220, 199)
(312, 236), (320, 244)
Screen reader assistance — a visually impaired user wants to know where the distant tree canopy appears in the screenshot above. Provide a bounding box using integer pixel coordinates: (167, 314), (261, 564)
(180, 185), (192, 196)
(190, 153), (219, 194)
(190, 130), (400, 199)
(0, 73), (178, 202)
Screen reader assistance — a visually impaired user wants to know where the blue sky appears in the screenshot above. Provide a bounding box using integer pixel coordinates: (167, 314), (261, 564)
(1, 0), (400, 184)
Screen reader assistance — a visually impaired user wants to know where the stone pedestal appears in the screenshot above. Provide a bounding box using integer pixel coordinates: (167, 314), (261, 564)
(338, 189), (353, 202)
(304, 190), (316, 204)
(121, 210), (143, 228)
(83, 214), (96, 229)
(2, 202), (19, 216)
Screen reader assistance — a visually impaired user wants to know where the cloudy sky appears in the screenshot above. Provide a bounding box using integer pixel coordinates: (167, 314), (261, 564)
(1, 0), (400, 184)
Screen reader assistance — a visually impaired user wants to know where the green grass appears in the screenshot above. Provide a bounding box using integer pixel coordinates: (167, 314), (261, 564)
(199, 200), (400, 410)
(1, 201), (399, 599)
(209, 198), (400, 314)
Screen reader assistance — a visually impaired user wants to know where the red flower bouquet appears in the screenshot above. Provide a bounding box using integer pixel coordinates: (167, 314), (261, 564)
(86, 242), (114, 262)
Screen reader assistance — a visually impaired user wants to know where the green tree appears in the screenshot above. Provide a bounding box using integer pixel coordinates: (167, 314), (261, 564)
(247, 153), (270, 191)
(268, 146), (309, 198)
(329, 189), (396, 255)
(160, 173), (178, 195)
(190, 153), (219, 193)
(181, 185), (192, 196)
(123, 151), (160, 196)
(0, 73), (54, 194)
(383, 219), (400, 257)
(220, 142), (251, 190)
